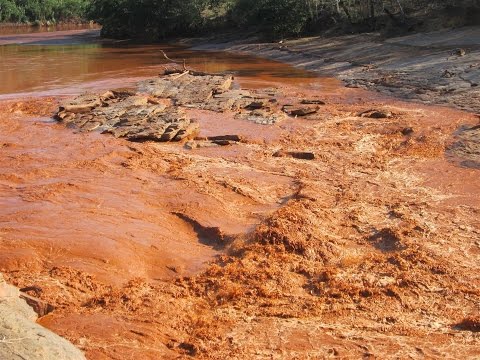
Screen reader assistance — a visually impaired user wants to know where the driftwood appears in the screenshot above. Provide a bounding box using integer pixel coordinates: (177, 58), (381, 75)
(159, 50), (226, 77)
(160, 50), (187, 71)
(161, 68), (215, 77)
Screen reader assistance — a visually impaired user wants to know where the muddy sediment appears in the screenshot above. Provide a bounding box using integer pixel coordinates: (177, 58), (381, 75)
(0, 30), (479, 359)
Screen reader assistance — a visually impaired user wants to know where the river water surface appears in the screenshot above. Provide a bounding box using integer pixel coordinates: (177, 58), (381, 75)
(0, 28), (343, 99)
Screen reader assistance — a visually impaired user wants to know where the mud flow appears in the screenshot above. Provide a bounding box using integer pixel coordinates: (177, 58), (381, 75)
(0, 28), (479, 359)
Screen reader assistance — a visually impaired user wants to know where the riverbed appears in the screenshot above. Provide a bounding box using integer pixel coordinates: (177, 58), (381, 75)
(1, 28), (479, 359)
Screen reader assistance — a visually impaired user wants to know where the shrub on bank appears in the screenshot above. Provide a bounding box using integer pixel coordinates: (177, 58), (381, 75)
(0, 0), (89, 23)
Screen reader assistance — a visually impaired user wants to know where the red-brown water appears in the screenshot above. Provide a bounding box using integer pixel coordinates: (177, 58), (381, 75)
(0, 27), (329, 285)
(0, 28), (342, 99)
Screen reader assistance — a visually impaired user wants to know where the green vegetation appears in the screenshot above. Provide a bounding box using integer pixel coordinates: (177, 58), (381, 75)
(86, 0), (209, 39)
(0, 0), (90, 23)
(86, 0), (316, 39)
(2, 0), (477, 38)
(86, 0), (480, 40)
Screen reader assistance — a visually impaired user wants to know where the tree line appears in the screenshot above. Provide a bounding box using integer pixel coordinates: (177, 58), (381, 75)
(0, 0), (89, 23)
(87, 0), (479, 40)
(1, 0), (478, 38)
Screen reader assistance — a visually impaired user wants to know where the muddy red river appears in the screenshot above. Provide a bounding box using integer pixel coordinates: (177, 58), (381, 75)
(0, 28), (479, 359)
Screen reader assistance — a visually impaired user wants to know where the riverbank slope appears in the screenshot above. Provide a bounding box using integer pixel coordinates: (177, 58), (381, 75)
(192, 26), (480, 114)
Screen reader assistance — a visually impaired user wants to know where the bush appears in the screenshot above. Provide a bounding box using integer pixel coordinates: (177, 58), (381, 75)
(0, 0), (25, 22)
(229, 0), (310, 39)
(0, 0), (89, 23)
(87, 0), (208, 39)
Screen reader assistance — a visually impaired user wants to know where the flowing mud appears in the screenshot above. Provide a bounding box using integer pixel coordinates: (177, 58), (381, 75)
(1, 29), (479, 359)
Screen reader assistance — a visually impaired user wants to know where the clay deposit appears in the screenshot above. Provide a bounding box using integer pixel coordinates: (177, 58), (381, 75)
(0, 28), (479, 359)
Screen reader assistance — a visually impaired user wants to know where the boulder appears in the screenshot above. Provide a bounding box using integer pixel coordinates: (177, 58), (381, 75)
(273, 150), (315, 160)
(0, 274), (86, 360)
(358, 109), (393, 119)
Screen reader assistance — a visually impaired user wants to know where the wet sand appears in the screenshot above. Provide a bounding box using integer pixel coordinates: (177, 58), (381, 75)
(0, 29), (479, 359)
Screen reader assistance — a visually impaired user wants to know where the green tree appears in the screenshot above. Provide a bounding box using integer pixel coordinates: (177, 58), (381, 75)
(87, 0), (208, 39)
(0, 0), (25, 22)
(0, 0), (89, 23)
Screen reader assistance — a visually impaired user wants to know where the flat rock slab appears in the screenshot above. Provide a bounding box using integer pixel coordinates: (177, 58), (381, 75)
(138, 73), (234, 106)
(57, 92), (198, 142)
(55, 72), (308, 141)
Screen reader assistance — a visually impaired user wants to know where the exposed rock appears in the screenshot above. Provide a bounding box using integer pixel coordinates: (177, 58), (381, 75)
(211, 140), (236, 146)
(185, 140), (221, 149)
(56, 73), (294, 141)
(111, 88), (136, 98)
(238, 108), (286, 125)
(207, 135), (243, 142)
(401, 127), (414, 136)
(358, 109), (393, 119)
(452, 48), (466, 57)
(273, 150), (315, 160)
(59, 94), (101, 114)
(455, 315), (480, 332)
(244, 100), (268, 110)
(20, 286), (55, 318)
(56, 93), (198, 142)
(282, 105), (319, 117)
(300, 99), (326, 105)
(185, 135), (243, 147)
(446, 123), (480, 169)
(138, 73), (234, 106)
(0, 274), (86, 360)
(202, 89), (253, 112)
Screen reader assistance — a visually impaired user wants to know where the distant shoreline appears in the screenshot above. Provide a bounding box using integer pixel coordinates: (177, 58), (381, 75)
(0, 22), (99, 36)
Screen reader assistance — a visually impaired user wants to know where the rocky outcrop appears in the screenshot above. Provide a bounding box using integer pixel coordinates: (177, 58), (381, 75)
(56, 91), (199, 142)
(55, 72), (323, 141)
(138, 73), (234, 106)
(138, 73), (288, 125)
(0, 274), (86, 360)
